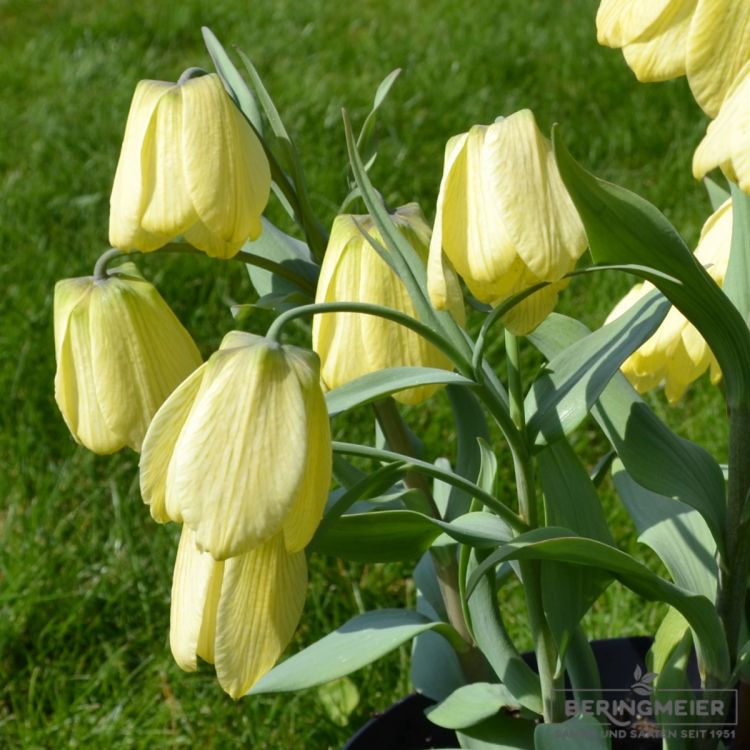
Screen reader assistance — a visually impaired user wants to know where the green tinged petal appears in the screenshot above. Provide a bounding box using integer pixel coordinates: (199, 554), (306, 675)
(169, 341), (308, 559)
(170, 525), (224, 672)
(109, 80), (172, 252)
(215, 534), (307, 699)
(140, 364), (207, 523)
(687, 0), (750, 117)
(693, 64), (750, 192)
(89, 275), (202, 452)
(282, 349), (332, 551)
(181, 74), (271, 257)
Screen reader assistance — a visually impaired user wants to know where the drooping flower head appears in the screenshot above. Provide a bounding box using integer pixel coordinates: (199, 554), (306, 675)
(54, 263), (201, 454)
(312, 203), (465, 405)
(596, 0), (750, 117)
(606, 199), (731, 402)
(109, 72), (271, 258)
(139, 331), (332, 561)
(428, 110), (587, 335)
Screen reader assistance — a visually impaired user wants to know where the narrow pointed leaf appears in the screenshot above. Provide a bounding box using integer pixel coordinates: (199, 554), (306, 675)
(612, 464), (718, 601)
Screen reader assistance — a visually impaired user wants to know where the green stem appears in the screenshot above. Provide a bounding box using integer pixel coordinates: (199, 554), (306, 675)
(158, 242), (317, 295)
(332, 441), (527, 532)
(265, 301), (469, 371)
(93, 242), (318, 296)
(93, 248), (126, 281)
(504, 330), (563, 723)
(372, 399), (487, 680)
(719, 404), (750, 667)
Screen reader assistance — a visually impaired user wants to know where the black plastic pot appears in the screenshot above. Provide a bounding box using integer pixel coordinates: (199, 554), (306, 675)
(342, 636), (724, 750)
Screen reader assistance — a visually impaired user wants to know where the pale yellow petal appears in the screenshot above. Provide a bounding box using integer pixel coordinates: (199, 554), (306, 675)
(109, 80), (174, 252)
(693, 63), (750, 189)
(695, 198), (732, 282)
(622, 3), (695, 81)
(170, 526), (224, 672)
(139, 85), (198, 241)
(596, 0), (687, 47)
(54, 277), (94, 436)
(428, 133), (468, 310)
(215, 534), (307, 699)
(169, 343), (307, 559)
(88, 275), (201, 452)
(687, 0), (750, 117)
(483, 111), (587, 282)
(140, 363), (207, 523)
(64, 290), (122, 454)
(181, 74), (270, 258)
(282, 350), (332, 551)
(501, 278), (569, 336)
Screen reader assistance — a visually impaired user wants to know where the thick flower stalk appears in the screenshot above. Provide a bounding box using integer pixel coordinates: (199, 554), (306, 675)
(312, 203), (465, 404)
(596, 0), (750, 117)
(53, 263), (201, 454)
(606, 199), (731, 402)
(693, 61), (750, 194)
(170, 525), (307, 699)
(139, 331), (332, 560)
(109, 71), (271, 258)
(427, 110), (587, 335)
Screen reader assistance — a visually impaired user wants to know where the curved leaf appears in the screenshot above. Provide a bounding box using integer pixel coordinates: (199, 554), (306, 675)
(612, 463), (718, 601)
(467, 529), (729, 682)
(249, 609), (465, 694)
(326, 368), (475, 417)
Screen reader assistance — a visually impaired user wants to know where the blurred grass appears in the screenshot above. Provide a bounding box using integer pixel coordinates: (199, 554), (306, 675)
(0, 0), (727, 747)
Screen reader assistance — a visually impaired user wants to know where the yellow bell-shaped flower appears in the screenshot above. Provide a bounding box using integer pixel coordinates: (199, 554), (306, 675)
(170, 525), (307, 699)
(139, 331), (331, 560)
(427, 110), (587, 336)
(312, 203), (465, 405)
(606, 199), (731, 402)
(109, 72), (271, 259)
(693, 61), (750, 193)
(53, 264), (202, 454)
(596, 0), (750, 117)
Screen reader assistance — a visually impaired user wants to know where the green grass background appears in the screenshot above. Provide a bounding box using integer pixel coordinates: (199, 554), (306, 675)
(0, 0), (727, 747)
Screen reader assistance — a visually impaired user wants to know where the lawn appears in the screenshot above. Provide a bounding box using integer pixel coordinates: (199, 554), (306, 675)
(0, 0), (725, 747)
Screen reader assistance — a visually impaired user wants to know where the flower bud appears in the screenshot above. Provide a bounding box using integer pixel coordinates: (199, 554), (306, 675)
(139, 332), (332, 560)
(109, 72), (271, 258)
(428, 110), (587, 335)
(596, 0), (750, 117)
(312, 203), (465, 405)
(170, 525), (307, 699)
(53, 264), (202, 454)
(606, 199), (731, 402)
